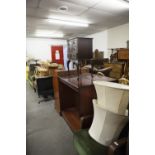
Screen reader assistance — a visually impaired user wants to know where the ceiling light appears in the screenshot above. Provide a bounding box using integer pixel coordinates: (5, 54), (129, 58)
(34, 30), (64, 38)
(46, 18), (89, 27)
(48, 15), (90, 24)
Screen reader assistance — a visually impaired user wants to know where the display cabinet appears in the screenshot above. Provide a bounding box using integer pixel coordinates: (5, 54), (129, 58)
(67, 37), (93, 60)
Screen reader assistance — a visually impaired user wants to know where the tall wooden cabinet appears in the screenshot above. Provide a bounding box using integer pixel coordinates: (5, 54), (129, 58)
(67, 37), (93, 60)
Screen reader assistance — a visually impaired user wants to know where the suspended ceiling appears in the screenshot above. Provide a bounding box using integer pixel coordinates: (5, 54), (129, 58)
(26, 0), (129, 39)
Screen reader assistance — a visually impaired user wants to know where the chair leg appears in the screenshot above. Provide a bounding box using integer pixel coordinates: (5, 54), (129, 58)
(38, 96), (53, 104)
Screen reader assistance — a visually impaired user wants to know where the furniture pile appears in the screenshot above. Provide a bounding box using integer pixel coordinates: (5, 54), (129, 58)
(26, 58), (64, 103)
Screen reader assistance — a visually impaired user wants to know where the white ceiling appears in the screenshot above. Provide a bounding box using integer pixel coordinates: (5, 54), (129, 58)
(26, 0), (129, 39)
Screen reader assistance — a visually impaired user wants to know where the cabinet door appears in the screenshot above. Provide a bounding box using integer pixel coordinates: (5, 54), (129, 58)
(67, 39), (78, 60)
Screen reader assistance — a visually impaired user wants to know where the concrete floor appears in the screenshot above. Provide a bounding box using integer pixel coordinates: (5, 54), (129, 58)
(26, 82), (78, 155)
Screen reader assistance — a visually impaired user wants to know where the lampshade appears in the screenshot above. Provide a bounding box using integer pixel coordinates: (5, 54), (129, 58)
(93, 81), (129, 115)
(89, 81), (129, 146)
(89, 100), (128, 146)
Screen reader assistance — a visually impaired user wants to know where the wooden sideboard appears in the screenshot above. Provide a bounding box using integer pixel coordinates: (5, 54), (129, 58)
(58, 73), (116, 131)
(53, 70), (77, 113)
(53, 69), (89, 113)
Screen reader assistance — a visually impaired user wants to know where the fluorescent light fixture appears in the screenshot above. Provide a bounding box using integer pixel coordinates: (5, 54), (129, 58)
(34, 30), (64, 38)
(48, 15), (90, 24)
(46, 18), (89, 27)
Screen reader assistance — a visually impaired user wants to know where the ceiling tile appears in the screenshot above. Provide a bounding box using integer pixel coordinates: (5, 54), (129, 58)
(59, 0), (101, 7)
(27, 8), (49, 18)
(94, 0), (129, 14)
(27, 8), (90, 24)
(39, 0), (88, 16)
(26, 0), (39, 8)
(94, 15), (129, 30)
(80, 8), (114, 24)
(93, 0), (129, 14)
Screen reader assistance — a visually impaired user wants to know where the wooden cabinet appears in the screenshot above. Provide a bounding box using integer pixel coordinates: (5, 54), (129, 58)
(58, 73), (116, 131)
(67, 37), (93, 60)
(117, 48), (129, 60)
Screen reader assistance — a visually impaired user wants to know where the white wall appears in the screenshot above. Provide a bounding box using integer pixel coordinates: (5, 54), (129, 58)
(86, 23), (129, 58)
(26, 37), (68, 68)
(86, 31), (108, 58)
(107, 23), (129, 49)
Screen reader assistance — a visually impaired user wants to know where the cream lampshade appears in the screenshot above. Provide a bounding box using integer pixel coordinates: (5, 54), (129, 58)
(89, 81), (129, 146)
(93, 81), (129, 115)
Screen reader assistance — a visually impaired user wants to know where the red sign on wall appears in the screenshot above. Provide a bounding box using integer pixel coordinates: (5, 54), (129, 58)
(51, 45), (64, 65)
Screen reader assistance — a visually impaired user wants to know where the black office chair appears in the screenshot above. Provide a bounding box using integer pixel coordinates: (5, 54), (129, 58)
(36, 76), (54, 104)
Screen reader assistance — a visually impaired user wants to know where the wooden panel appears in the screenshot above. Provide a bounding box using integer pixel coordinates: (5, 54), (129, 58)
(53, 69), (89, 113)
(78, 38), (93, 60)
(48, 67), (58, 76)
(79, 86), (96, 116)
(53, 69), (60, 113)
(59, 73), (115, 89)
(59, 79), (78, 111)
(62, 108), (81, 131)
(117, 49), (129, 60)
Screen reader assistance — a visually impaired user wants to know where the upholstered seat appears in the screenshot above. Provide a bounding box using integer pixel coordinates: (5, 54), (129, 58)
(74, 129), (107, 155)
(74, 129), (128, 155)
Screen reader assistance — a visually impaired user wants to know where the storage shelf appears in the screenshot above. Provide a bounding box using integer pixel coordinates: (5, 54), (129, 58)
(62, 107), (81, 131)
